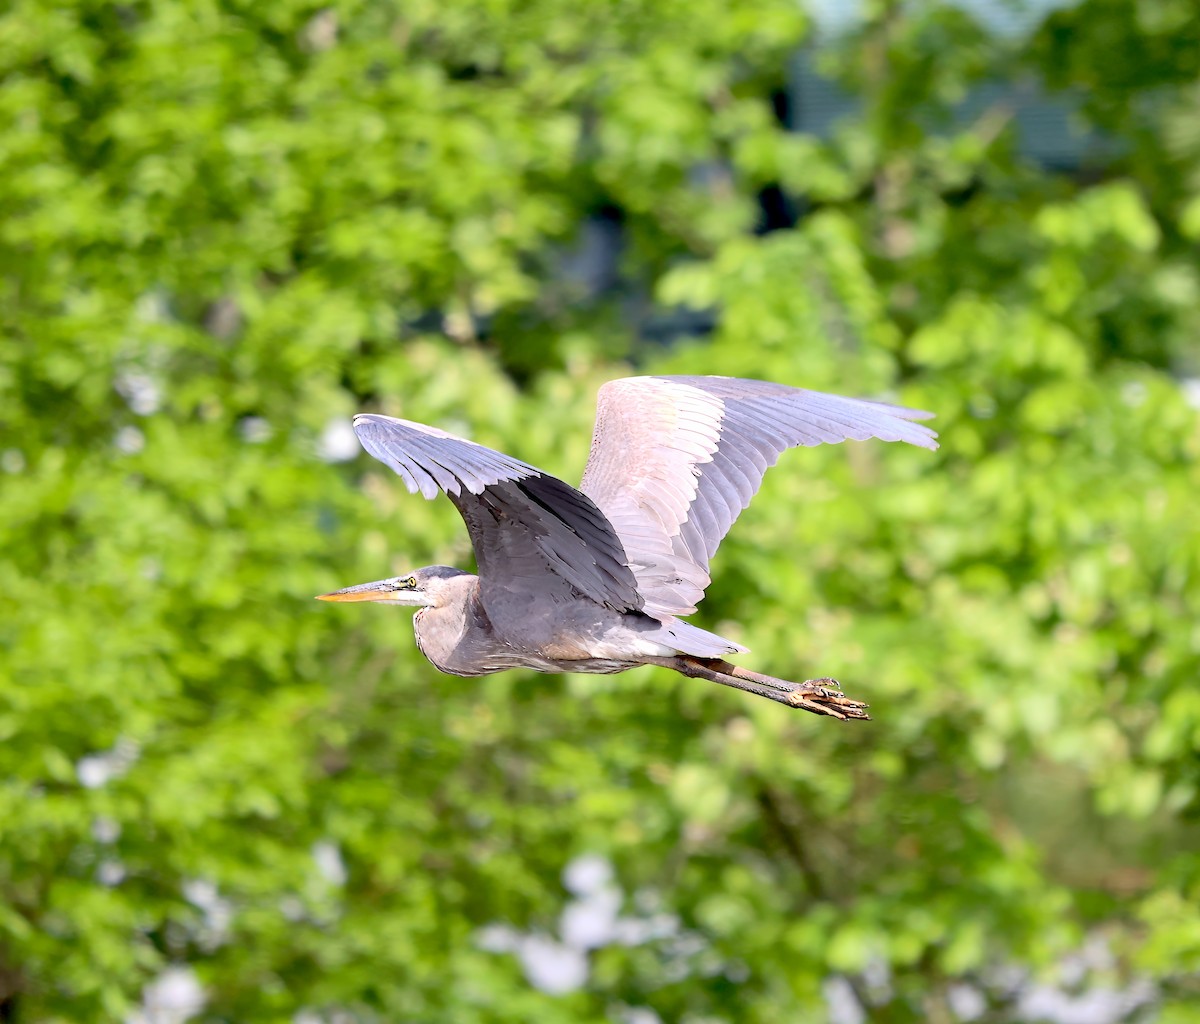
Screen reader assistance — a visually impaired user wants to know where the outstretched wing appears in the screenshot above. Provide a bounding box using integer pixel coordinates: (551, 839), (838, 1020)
(353, 414), (642, 612)
(578, 376), (938, 618)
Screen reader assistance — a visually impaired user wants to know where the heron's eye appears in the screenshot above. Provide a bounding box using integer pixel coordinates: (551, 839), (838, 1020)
(402, 576), (417, 589)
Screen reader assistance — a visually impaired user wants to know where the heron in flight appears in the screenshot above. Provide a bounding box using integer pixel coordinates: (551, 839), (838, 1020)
(318, 376), (937, 719)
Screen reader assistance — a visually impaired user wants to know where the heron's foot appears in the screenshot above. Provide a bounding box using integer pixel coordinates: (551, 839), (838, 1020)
(722, 663), (870, 720)
(669, 658), (871, 721)
(785, 677), (870, 720)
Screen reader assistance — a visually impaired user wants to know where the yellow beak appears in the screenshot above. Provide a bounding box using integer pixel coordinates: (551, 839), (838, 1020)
(316, 579), (429, 606)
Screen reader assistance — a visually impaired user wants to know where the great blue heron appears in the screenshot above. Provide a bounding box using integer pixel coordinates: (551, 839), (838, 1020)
(318, 376), (937, 719)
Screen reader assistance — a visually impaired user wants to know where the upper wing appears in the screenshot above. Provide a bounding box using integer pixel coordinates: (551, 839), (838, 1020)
(353, 414), (642, 612)
(578, 376), (938, 618)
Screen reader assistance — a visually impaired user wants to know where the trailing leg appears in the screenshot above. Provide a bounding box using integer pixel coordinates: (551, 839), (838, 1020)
(653, 657), (870, 720)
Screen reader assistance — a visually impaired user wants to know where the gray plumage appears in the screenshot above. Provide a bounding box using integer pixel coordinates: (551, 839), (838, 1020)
(319, 376), (938, 719)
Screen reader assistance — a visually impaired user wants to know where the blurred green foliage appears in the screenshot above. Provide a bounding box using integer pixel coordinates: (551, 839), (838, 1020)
(2, 0), (1200, 1020)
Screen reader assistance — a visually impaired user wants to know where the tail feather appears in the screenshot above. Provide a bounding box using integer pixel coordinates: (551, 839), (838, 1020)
(647, 618), (749, 658)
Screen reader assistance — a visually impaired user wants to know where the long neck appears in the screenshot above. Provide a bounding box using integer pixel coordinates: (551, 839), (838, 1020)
(413, 575), (515, 676)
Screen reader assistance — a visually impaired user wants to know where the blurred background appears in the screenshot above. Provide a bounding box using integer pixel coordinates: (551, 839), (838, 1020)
(2, 0), (1199, 1020)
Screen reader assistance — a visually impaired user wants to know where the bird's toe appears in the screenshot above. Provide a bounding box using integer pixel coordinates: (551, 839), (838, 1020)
(787, 681), (870, 720)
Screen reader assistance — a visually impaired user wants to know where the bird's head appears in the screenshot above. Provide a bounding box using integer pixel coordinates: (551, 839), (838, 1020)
(316, 565), (469, 609)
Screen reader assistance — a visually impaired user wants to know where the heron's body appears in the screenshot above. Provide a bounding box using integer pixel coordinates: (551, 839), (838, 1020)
(407, 568), (743, 676)
(319, 375), (938, 718)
